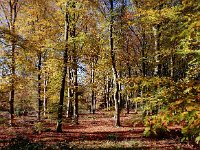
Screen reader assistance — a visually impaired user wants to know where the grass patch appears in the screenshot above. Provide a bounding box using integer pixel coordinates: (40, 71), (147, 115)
(106, 134), (118, 141)
(2, 136), (45, 150)
(69, 140), (144, 149)
(0, 117), (8, 124)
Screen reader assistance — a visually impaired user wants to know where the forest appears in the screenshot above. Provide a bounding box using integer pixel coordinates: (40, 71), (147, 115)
(0, 0), (199, 149)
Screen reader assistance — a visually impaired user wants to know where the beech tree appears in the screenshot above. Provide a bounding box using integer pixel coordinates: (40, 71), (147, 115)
(0, 0), (20, 126)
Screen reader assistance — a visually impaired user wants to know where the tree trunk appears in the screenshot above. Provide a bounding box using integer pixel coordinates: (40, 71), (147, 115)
(9, 0), (18, 126)
(56, 6), (69, 132)
(37, 53), (42, 121)
(134, 91), (138, 113)
(141, 31), (146, 77)
(153, 25), (161, 77)
(170, 53), (174, 79)
(72, 16), (79, 124)
(91, 60), (95, 114)
(119, 72), (123, 110)
(126, 39), (131, 114)
(43, 72), (48, 117)
(106, 76), (110, 111)
(103, 77), (107, 109)
(66, 67), (73, 118)
(73, 64), (79, 124)
(10, 42), (15, 126)
(110, 0), (120, 127)
(126, 94), (130, 114)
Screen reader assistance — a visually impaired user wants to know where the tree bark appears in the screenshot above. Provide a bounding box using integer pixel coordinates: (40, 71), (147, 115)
(91, 60), (95, 114)
(43, 72), (48, 117)
(106, 77), (110, 111)
(66, 67), (73, 118)
(56, 5), (69, 132)
(73, 66), (79, 124)
(110, 0), (120, 127)
(153, 24), (161, 76)
(72, 12), (79, 124)
(37, 53), (42, 121)
(170, 53), (174, 79)
(9, 0), (18, 126)
(141, 31), (146, 77)
(103, 77), (107, 109)
(126, 94), (130, 114)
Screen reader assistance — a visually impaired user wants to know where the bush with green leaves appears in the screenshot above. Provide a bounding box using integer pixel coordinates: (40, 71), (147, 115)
(142, 79), (199, 143)
(125, 74), (200, 144)
(33, 122), (43, 134)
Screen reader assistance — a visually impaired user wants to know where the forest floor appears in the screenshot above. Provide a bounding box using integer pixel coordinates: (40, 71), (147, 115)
(0, 111), (197, 149)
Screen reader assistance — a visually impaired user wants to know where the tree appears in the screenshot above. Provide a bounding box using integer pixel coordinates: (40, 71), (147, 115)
(109, 0), (120, 126)
(56, 2), (69, 132)
(16, 0), (58, 121)
(0, 0), (19, 126)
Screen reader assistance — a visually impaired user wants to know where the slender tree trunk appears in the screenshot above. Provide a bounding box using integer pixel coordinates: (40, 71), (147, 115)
(170, 53), (174, 79)
(66, 67), (73, 118)
(126, 94), (130, 114)
(134, 91), (138, 113)
(56, 6), (69, 132)
(126, 64), (131, 114)
(110, 0), (120, 127)
(9, 0), (18, 126)
(72, 18), (79, 124)
(141, 31), (146, 77)
(91, 60), (95, 114)
(37, 53), (42, 121)
(103, 77), (107, 109)
(153, 25), (161, 77)
(106, 77), (110, 111)
(43, 72), (48, 117)
(10, 42), (15, 126)
(126, 37), (131, 114)
(119, 71), (123, 110)
(73, 64), (79, 124)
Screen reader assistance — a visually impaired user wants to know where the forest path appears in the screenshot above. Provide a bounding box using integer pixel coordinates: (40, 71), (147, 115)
(0, 111), (196, 149)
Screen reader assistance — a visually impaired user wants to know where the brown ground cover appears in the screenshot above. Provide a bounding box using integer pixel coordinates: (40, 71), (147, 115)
(0, 111), (197, 149)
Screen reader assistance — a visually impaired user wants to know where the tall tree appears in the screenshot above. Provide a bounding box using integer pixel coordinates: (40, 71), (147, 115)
(0, 0), (19, 126)
(109, 0), (120, 126)
(9, 0), (18, 126)
(56, 2), (69, 132)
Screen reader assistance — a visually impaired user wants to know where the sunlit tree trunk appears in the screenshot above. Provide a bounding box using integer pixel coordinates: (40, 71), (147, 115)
(170, 53), (174, 79)
(153, 25), (161, 76)
(72, 14), (79, 124)
(66, 66), (73, 118)
(43, 72), (48, 117)
(134, 91), (138, 113)
(106, 76), (110, 111)
(110, 0), (120, 127)
(103, 77), (107, 109)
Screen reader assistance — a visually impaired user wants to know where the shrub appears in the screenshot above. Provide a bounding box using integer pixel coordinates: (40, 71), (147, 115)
(2, 135), (44, 150)
(106, 134), (118, 141)
(33, 122), (43, 134)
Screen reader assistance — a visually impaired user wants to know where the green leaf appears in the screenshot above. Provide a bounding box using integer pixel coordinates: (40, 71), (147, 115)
(195, 136), (200, 144)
